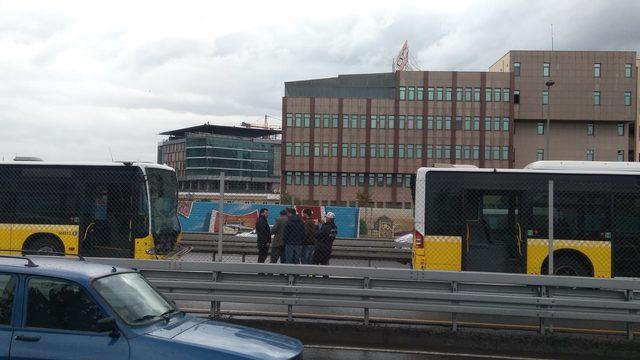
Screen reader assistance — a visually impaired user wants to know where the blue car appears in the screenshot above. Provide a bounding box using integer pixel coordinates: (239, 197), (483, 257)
(0, 255), (303, 359)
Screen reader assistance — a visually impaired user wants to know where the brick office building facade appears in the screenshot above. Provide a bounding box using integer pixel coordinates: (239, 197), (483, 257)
(281, 50), (637, 207)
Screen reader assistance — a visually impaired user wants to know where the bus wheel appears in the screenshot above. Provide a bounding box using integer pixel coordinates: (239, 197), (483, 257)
(543, 256), (591, 277)
(24, 236), (64, 256)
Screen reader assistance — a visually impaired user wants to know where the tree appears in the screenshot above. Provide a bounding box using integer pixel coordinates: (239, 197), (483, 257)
(356, 190), (372, 208)
(280, 192), (293, 205)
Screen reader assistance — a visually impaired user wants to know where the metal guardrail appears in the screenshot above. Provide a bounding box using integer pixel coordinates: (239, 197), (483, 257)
(88, 258), (640, 340)
(180, 232), (411, 264)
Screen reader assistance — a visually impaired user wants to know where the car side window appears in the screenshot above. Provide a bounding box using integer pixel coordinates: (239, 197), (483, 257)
(26, 277), (105, 332)
(0, 274), (17, 326)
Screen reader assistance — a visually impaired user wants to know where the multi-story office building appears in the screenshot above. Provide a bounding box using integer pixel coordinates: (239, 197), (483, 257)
(281, 50), (637, 207)
(158, 124), (281, 194)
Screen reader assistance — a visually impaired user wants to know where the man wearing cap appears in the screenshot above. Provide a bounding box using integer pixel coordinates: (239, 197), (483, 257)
(312, 212), (338, 265)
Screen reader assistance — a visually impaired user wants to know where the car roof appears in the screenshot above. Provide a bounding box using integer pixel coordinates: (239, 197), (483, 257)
(0, 256), (133, 283)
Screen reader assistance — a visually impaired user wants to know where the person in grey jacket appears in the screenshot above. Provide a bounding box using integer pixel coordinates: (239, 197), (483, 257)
(269, 210), (288, 263)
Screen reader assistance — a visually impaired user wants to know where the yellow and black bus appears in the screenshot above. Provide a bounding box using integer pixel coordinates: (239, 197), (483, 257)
(412, 161), (640, 278)
(0, 161), (182, 259)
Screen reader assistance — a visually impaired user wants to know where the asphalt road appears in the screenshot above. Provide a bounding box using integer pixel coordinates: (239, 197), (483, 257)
(302, 346), (554, 360)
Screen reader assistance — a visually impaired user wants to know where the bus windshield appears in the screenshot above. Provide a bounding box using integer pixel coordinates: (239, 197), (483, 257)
(146, 168), (180, 238)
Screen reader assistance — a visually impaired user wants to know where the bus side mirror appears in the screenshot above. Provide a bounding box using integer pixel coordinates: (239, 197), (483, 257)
(132, 215), (149, 238)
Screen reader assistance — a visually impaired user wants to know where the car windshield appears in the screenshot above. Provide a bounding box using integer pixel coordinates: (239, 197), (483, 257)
(94, 272), (175, 325)
(146, 168), (180, 235)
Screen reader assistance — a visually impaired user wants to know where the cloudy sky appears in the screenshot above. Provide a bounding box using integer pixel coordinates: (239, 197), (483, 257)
(1, 0), (638, 162)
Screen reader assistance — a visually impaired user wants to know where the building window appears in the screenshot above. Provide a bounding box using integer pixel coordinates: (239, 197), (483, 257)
(303, 143), (310, 156)
(417, 87), (424, 101)
(485, 117), (491, 132)
(445, 145), (451, 159)
(341, 174), (347, 187)
(359, 144), (366, 157)
(464, 145), (471, 160)
(514, 62), (521, 76)
(407, 115), (415, 129)
(303, 172), (310, 185)
(407, 86), (415, 101)
(313, 173), (320, 185)
(398, 144), (405, 158)
(286, 172), (292, 185)
(586, 149), (594, 161)
(360, 115), (367, 128)
(314, 114), (321, 128)
(537, 122), (544, 135)
(436, 145), (442, 159)
(349, 173), (356, 186)
(295, 113), (302, 127)
(322, 143), (329, 156)
(473, 117), (480, 131)
(427, 87), (434, 101)
(445, 117), (451, 130)
(286, 113), (293, 127)
(388, 144), (394, 158)
(331, 143), (338, 156)
(502, 88), (510, 102)
(464, 117), (471, 131)
(456, 87), (463, 101)
(502, 146), (509, 160)
(436, 116), (443, 130)
(370, 144), (376, 158)
(485, 88), (492, 102)
(416, 144), (423, 159)
(514, 90), (520, 104)
(350, 143), (357, 157)
(625, 64), (632, 78)
(594, 91), (601, 106)
(399, 86), (406, 100)
(304, 114), (310, 127)
(503, 117), (510, 132)
(474, 88), (481, 102)
(294, 172), (301, 185)
(427, 116), (434, 129)
(379, 115), (386, 129)
(435, 87), (443, 101)
(371, 115), (377, 129)
(314, 143), (320, 156)
(587, 122), (594, 136)
(350, 115), (357, 129)
(388, 115), (395, 129)
(342, 144), (348, 157)
(543, 62), (550, 77)
(416, 115), (423, 130)
(358, 173), (365, 186)
(617, 150), (624, 162)
(407, 144), (414, 159)
(378, 144), (385, 158)
(493, 117), (500, 131)
(485, 146), (491, 160)
(332, 115), (338, 128)
(494, 88), (501, 102)
(617, 123), (625, 136)
(465, 88), (472, 102)
(625, 91), (632, 106)
(445, 87), (452, 101)
(455, 116), (462, 130)
(426, 145), (433, 159)
(386, 174), (393, 186)
(322, 114), (329, 128)
(542, 90), (549, 105)
(493, 146), (500, 160)
(342, 115), (349, 128)
(453, 145), (460, 160)
(285, 143), (292, 156)
(594, 63), (601, 78)
(473, 145), (479, 160)
(399, 115), (405, 129)
(536, 149), (544, 161)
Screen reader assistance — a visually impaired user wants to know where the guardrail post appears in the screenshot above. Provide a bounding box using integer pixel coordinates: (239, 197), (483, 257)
(627, 290), (634, 341)
(363, 277), (371, 326)
(539, 285), (548, 335)
(287, 274), (295, 322)
(451, 281), (458, 332)
(210, 271), (221, 319)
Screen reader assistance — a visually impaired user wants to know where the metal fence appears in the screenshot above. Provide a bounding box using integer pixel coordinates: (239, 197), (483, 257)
(88, 258), (640, 339)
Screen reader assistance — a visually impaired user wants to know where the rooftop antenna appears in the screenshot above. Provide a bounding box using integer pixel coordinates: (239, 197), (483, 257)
(109, 148), (114, 162)
(551, 24), (554, 51)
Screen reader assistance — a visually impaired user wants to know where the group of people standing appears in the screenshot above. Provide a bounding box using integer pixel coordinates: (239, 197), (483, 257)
(255, 207), (338, 265)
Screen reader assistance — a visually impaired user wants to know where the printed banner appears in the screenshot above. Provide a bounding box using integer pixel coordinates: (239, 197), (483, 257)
(208, 210), (259, 234)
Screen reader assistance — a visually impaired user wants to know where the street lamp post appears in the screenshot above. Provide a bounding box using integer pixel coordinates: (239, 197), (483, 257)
(545, 80), (555, 160)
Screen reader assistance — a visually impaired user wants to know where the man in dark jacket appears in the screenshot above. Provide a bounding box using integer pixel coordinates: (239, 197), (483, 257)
(282, 207), (304, 264)
(255, 208), (271, 263)
(313, 212), (338, 265)
(301, 208), (317, 264)
(269, 210), (287, 263)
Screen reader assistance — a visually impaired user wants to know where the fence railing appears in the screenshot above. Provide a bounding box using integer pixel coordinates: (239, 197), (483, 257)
(88, 258), (640, 340)
(181, 232), (411, 265)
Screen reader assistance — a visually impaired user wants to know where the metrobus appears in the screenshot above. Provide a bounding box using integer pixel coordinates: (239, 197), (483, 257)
(0, 161), (182, 259)
(412, 161), (640, 278)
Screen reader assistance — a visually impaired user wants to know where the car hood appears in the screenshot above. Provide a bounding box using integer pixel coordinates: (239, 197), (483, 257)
(148, 317), (302, 359)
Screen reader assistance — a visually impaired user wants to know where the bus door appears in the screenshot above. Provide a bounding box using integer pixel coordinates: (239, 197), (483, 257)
(80, 183), (134, 258)
(463, 191), (524, 273)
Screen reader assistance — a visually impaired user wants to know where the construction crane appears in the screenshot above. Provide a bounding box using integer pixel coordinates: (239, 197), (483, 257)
(241, 114), (281, 130)
(392, 40), (421, 72)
